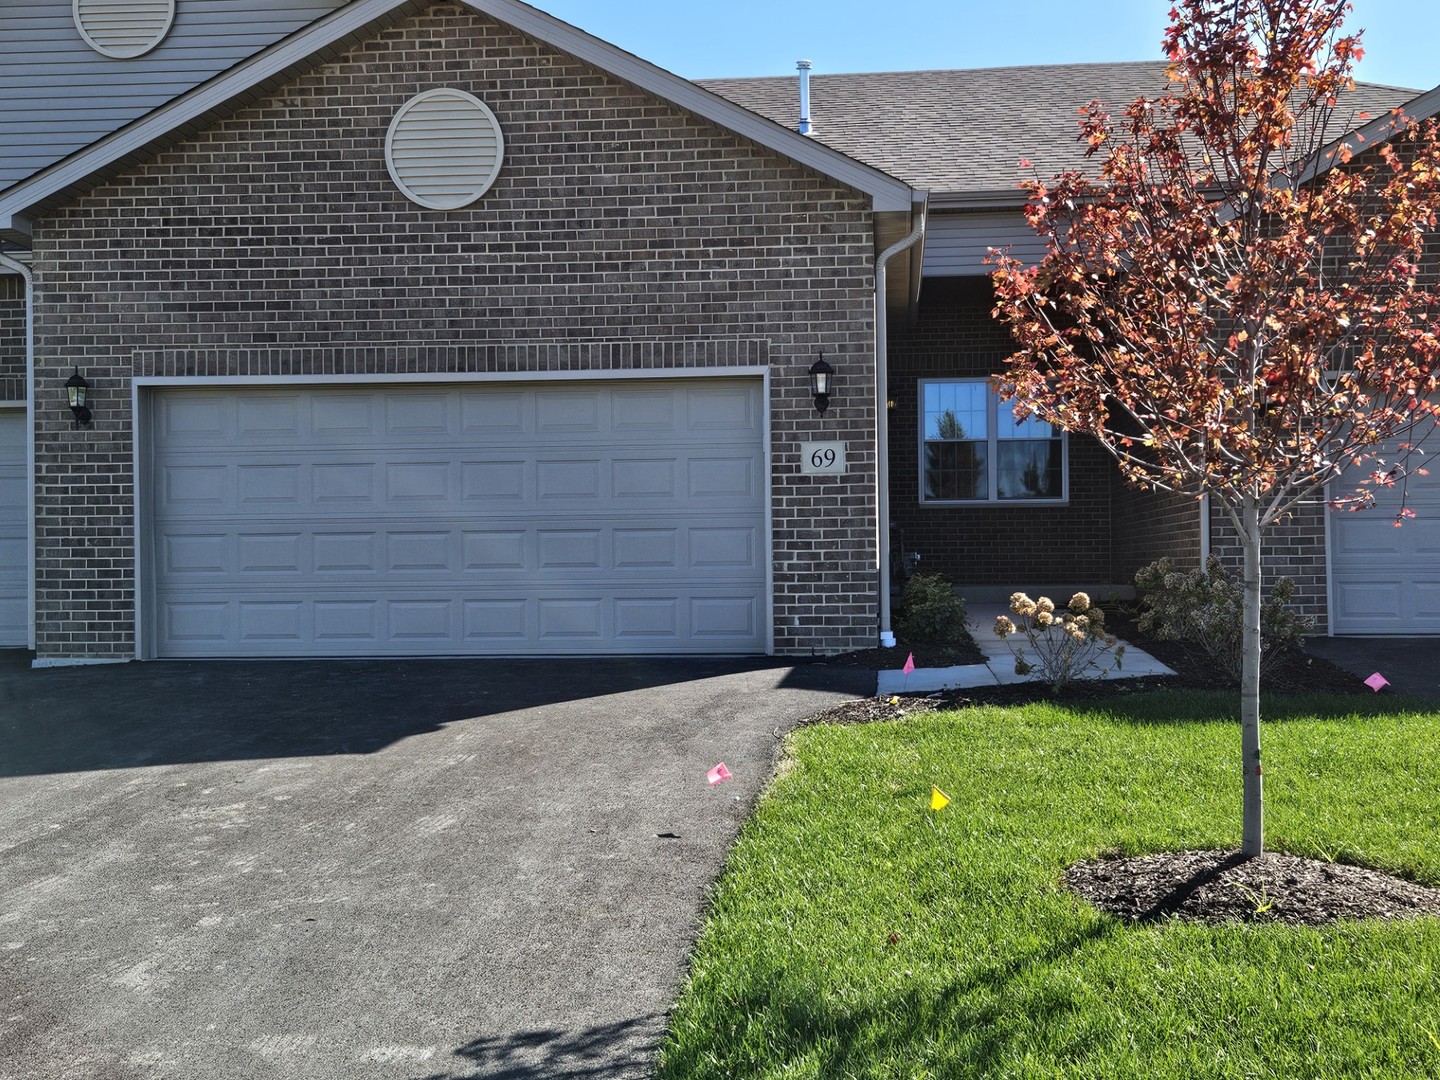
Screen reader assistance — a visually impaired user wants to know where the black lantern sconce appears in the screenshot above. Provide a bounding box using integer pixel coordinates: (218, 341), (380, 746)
(65, 367), (92, 429)
(808, 354), (834, 415)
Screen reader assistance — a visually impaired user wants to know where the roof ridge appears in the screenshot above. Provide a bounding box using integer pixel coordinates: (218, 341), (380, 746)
(697, 61), (1418, 95)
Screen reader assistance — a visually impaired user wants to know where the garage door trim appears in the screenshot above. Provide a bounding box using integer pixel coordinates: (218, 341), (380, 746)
(134, 368), (773, 659)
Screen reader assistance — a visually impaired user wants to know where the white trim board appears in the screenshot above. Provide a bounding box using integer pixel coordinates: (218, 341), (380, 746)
(131, 369), (775, 660)
(132, 366), (769, 390)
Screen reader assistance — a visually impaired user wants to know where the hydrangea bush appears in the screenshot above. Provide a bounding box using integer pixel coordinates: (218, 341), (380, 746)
(1134, 556), (1312, 684)
(994, 591), (1124, 692)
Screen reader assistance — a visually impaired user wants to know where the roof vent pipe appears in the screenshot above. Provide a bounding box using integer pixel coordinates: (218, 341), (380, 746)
(796, 60), (813, 135)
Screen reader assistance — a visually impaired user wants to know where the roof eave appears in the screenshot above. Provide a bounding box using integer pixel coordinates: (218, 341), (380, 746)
(928, 188), (1030, 211)
(1302, 82), (1440, 185)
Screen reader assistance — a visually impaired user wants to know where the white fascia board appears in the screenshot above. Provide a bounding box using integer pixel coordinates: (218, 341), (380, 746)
(0, 0), (913, 235)
(1300, 83), (1440, 186)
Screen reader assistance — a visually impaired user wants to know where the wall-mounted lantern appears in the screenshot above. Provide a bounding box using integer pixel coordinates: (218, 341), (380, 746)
(65, 368), (92, 428)
(808, 354), (834, 415)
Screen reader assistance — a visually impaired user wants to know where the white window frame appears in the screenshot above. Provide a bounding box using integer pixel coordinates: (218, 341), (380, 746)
(917, 377), (1069, 506)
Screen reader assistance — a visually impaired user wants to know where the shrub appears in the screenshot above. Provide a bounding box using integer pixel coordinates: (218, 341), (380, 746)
(1134, 555), (1313, 683)
(897, 573), (967, 648)
(993, 591), (1124, 692)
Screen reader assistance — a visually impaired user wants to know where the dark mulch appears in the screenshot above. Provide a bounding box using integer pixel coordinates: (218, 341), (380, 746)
(1065, 849), (1440, 926)
(821, 638), (986, 670)
(809, 606), (1374, 722)
(804, 646), (1371, 726)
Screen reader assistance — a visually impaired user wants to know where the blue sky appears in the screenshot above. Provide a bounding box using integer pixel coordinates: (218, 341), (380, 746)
(530, 1), (1437, 91)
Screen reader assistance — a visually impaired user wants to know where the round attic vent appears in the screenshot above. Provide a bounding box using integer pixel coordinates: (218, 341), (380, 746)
(385, 89), (505, 211)
(73, 0), (175, 59)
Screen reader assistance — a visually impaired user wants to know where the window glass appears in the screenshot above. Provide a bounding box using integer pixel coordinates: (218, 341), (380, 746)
(923, 382), (988, 442)
(924, 441), (988, 500)
(920, 379), (1065, 503)
(996, 440), (1063, 499)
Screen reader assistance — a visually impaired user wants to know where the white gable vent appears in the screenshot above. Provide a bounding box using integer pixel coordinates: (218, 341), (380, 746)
(73, 0), (175, 59)
(385, 89), (505, 211)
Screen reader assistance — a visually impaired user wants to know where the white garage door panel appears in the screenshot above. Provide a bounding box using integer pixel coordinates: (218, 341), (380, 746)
(0, 410), (25, 648)
(148, 381), (767, 657)
(1331, 421), (1440, 634)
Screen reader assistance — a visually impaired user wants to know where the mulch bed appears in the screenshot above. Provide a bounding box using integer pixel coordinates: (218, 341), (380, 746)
(803, 644), (1371, 727)
(820, 639), (986, 669)
(806, 605), (1373, 723)
(1065, 849), (1440, 926)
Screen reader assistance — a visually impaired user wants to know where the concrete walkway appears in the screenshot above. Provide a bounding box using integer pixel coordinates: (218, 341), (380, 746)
(877, 622), (1174, 696)
(0, 654), (872, 1080)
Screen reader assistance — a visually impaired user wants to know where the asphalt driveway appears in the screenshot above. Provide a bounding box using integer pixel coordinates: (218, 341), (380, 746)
(0, 653), (872, 1080)
(1304, 635), (1440, 702)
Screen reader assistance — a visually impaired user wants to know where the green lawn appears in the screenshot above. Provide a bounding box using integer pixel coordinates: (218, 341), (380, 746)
(658, 691), (1440, 1079)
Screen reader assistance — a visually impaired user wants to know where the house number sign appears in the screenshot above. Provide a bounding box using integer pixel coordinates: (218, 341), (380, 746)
(800, 441), (847, 476)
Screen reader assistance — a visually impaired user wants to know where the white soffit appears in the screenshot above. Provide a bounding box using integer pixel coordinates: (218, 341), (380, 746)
(73, 0), (176, 59)
(385, 89), (504, 210)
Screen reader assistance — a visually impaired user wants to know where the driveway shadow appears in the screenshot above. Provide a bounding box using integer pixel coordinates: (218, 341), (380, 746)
(411, 1014), (660, 1079)
(0, 652), (872, 778)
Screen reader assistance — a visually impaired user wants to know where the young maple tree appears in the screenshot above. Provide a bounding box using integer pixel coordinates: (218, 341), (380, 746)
(990, 0), (1440, 855)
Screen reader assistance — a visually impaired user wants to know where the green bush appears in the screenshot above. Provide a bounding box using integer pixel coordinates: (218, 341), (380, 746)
(896, 573), (967, 648)
(1134, 555), (1313, 682)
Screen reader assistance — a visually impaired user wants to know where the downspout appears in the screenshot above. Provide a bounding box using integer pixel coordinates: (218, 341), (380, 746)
(0, 248), (35, 651)
(874, 196), (927, 647)
(1199, 493), (1211, 567)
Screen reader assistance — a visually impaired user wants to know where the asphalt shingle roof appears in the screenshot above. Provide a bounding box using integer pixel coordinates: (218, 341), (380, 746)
(699, 61), (1423, 196)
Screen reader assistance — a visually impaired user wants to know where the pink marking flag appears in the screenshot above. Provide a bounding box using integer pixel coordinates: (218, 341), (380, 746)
(707, 762), (732, 786)
(902, 653), (916, 675)
(1365, 671), (1390, 692)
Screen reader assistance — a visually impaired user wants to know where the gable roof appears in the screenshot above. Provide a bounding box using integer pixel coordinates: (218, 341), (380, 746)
(0, 0), (915, 244)
(700, 61), (1424, 203)
(0, 0), (350, 192)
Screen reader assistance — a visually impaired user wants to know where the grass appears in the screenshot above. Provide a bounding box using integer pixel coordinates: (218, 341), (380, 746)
(658, 690), (1440, 1079)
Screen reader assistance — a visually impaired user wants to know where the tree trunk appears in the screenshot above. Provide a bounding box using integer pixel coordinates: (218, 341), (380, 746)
(1240, 499), (1264, 857)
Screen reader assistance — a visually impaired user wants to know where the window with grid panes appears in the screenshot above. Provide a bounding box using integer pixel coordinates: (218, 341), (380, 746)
(919, 379), (1066, 503)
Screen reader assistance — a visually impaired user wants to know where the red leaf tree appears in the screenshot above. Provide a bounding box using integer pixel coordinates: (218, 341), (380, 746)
(991, 0), (1440, 855)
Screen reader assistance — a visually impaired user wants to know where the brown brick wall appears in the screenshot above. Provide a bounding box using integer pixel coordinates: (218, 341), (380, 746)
(29, 3), (881, 659)
(0, 273), (23, 402)
(1111, 479), (1203, 585)
(1208, 501), (1329, 630)
(887, 276), (1114, 585)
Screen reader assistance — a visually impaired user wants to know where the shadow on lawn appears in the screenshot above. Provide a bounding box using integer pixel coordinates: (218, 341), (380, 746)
(658, 920), (1119, 1079)
(1067, 687), (1430, 727)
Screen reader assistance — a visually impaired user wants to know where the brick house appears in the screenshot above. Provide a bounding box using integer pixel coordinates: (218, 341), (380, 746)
(0, 0), (1433, 665)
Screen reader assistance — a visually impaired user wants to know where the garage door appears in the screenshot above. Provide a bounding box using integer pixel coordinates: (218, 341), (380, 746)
(1330, 428), (1440, 634)
(0, 409), (24, 648)
(147, 380), (768, 657)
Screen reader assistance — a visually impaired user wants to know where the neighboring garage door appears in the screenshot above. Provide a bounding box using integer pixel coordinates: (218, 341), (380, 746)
(0, 409), (24, 648)
(1330, 429), (1440, 634)
(147, 379), (768, 657)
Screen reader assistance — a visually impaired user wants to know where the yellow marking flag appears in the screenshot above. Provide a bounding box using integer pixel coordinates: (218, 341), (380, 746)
(930, 787), (950, 812)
